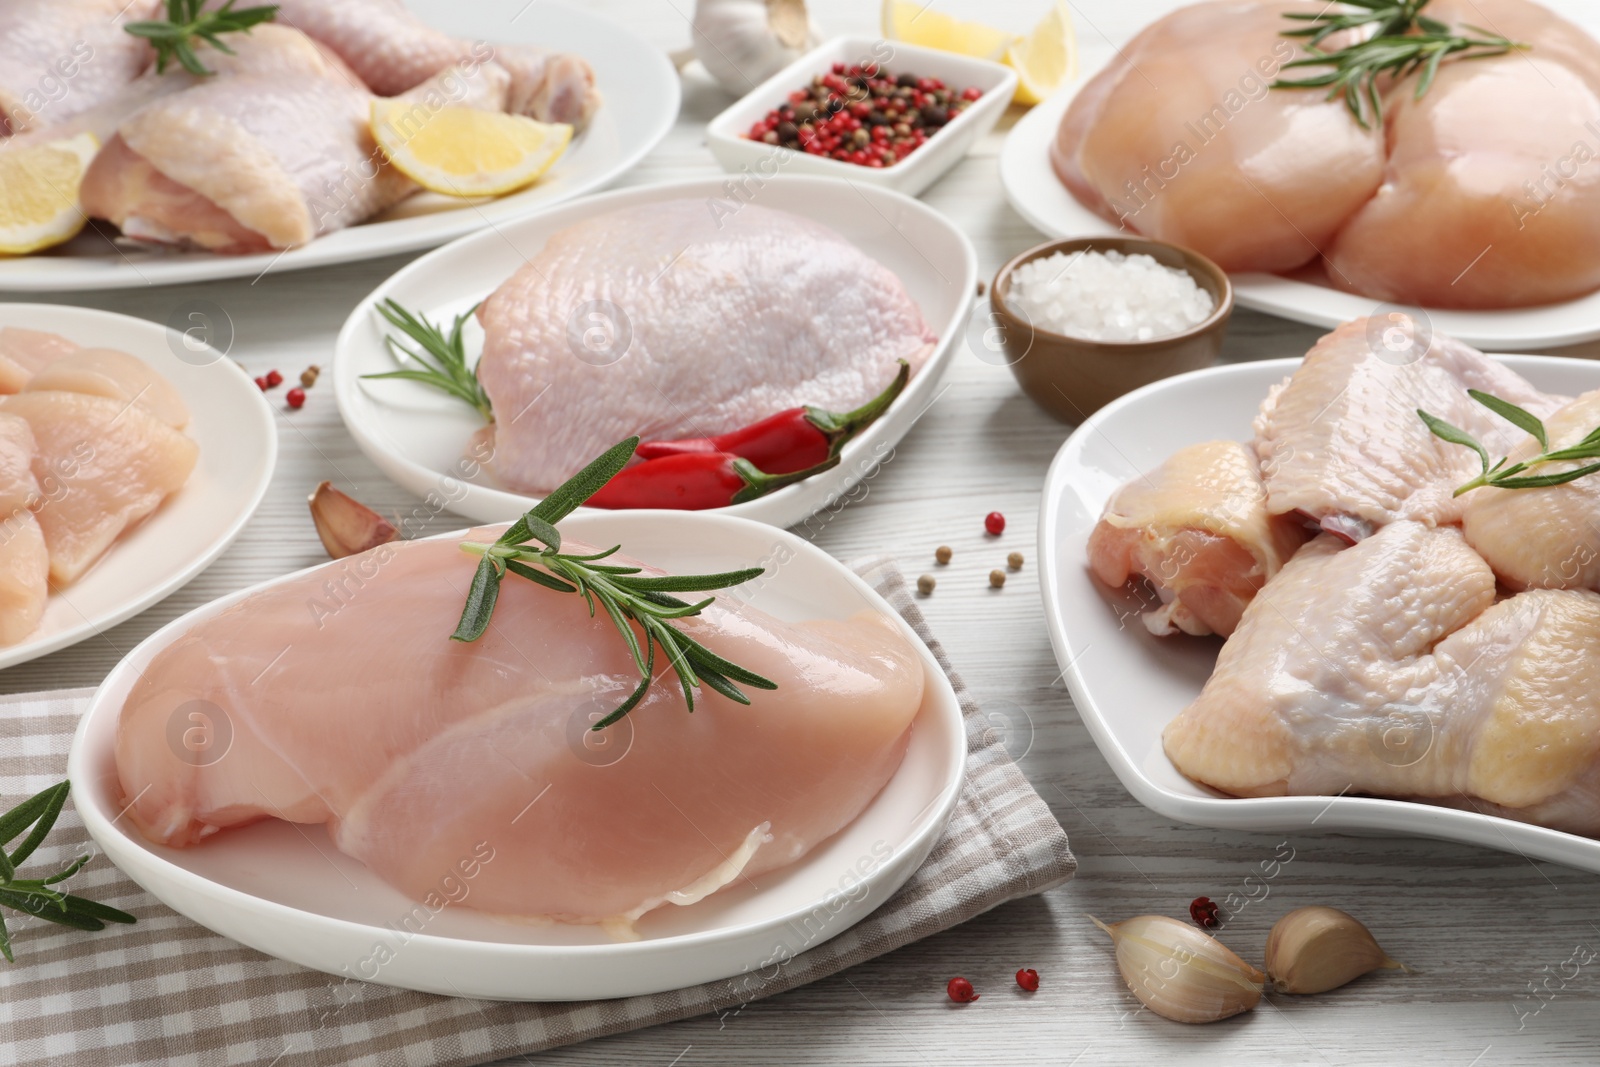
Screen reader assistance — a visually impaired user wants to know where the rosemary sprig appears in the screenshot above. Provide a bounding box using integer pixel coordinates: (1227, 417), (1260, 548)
(125, 0), (279, 77)
(1272, 0), (1521, 128)
(1419, 390), (1600, 497)
(363, 299), (493, 422)
(451, 436), (777, 729)
(0, 781), (135, 962)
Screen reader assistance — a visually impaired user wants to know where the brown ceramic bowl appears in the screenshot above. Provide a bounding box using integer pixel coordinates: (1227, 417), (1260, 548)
(990, 236), (1233, 422)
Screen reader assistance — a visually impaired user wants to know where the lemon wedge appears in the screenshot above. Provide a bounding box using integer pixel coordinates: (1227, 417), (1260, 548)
(1007, 1), (1079, 105)
(0, 132), (97, 255)
(370, 103), (572, 198)
(881, 0), (1015, 60)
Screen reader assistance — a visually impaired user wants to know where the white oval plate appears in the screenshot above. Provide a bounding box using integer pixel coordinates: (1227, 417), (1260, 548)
(68, 510), (966, 1001)
(0, 1), (678, 293)
(1000, 45), (1600, 352)
(1039, 354), (1600, 872)
(0, 303), (275, 670)
(334, 174), (975, 529)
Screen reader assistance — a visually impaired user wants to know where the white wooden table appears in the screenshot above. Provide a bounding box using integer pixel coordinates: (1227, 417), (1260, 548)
(6, 2), (1600, 1063)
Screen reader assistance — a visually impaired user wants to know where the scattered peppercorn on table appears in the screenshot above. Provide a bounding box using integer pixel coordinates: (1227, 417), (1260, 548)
(5, 1), (1600, 1065)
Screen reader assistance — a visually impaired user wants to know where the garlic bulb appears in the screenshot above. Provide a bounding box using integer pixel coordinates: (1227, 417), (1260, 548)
(1091, 915), (1265, 1024)
(689, 0), (821, 96)
(1265, 906), (1407, 994)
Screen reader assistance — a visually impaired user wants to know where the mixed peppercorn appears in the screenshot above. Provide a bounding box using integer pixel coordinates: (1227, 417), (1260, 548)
(743, 63), (984, 168)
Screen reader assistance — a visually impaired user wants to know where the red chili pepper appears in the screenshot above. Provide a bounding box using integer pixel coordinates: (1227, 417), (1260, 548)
(634, 360), (910, 475)
(587, 451), (842, 511)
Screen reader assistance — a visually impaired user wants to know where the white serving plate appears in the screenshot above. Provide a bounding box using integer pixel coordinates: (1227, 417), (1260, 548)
(1000, 46), (1600, 352)
(706, 36), (1017, 198)
(0, 1), (678, 292)
(1039, 354), (1600, 872)
(334, 174), (975, 529)
(68, 510), (966, 1001)
(0, 304), (275, 670)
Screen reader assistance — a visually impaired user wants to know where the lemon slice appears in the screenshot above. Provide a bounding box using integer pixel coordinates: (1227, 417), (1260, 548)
(0, 133), (97, 255)
(881, 0), (1015, 61)
(1007, 1), (1079, 106)
(370, 103), (572, 198)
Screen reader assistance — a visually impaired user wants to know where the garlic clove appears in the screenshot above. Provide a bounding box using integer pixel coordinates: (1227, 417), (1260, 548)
(1264, 906), (1407, 995)
(308, 481), (399, 559)
(690, 0), (821, 96)
(1092, 914), (1265, 1024)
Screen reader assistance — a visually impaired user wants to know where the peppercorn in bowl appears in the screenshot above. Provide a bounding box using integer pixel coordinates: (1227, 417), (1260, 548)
(706, 36), (1017, 197)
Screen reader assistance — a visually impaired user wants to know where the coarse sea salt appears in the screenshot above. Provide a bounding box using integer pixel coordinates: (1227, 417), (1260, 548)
(1007, 250), (1215, 342)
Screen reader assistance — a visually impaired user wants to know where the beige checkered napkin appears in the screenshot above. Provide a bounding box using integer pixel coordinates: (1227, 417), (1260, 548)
(0, 557), (1074, 1067)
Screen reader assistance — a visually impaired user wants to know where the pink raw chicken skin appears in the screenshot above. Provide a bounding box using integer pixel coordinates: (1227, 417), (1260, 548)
(0, 0), (158, 137)
(113, 533), (927, 929)
(476, 199), (936, 493)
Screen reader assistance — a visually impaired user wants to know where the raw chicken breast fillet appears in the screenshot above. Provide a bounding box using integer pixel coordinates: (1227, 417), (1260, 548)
(1164, 521), (1600, 836)
(0, 415), (47, 646)
(1, 391), (198, 584)
(1327, 0), (1600, 308)
(114, 533), (926, 929)
(1463, 389), (1600, 591)
(476, 200), (937, 492)
(0, 328), (77, 393)
(1253, 317), (1565, 538)
(27, 348), (190, 428)
(1050, 0), (1384, 273)
(1087, 439), (1308, 637)
(0, 0), (159, 137)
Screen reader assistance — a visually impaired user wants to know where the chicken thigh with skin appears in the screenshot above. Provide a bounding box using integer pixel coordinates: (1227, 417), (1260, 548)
(1087, 439), (1309, 637)
(1252, 317), (1565, 539)
(1164, 520), (1600, 834)
(0, 0), (159, 137)
(114, 532), (926, 930)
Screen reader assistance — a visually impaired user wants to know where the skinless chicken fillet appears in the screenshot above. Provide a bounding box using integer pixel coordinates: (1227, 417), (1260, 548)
(475, 199), (936, 493)
(1165, 521), (1600, 836)
(114, 533), (926, 931)
(1252, 317), (1566, 539)
(1087, 439), (1309, 637)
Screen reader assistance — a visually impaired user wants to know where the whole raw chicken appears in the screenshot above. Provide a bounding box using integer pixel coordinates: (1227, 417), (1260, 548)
(475, 200), (936, 492)
(114, 531), (927, 933)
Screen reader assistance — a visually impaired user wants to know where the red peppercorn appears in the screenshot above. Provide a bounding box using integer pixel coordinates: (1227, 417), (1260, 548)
(831, 61), (846, 75)
(265, 369), (283, 387)
(985, 511), (1005, 536)
(254, 376), (269, 391)
(285, 386), (306, 410)
(1189, 896), (1221, 929)
(962, 86), (983, 101)
(946, 977), (979, 1003)
(1015, 968), (1040, 992)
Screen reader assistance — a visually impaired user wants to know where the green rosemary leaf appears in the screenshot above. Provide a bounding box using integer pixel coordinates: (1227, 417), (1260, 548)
(599, 592), (647, 676)
(649, 623), (699, 712)
(450, 555), (503, 642)
(592, 641), (657, 730)
(6, 781), (67, 869)
(615, 567), (766, 593)
(580, 562), (644, 575)
(125, 0), (277, 76)
(503, 559), (576, 594)
(39, 855), (91, 886)
(58, 895), (137, 926)
(521, 515), (561, 552)
(1540, 441), (1600, 464)
(365, 300), (492, 422)
(678, 634), (779, 690)
(0, 914), (11, 964)
(0, 785), (59, 850)
(529, 437), (639, 525)
(561, 544), (623, 562)
(1492, 461), (1600, 490)
(1418, 409), (1490, 474)
(1469, 389), (1548, 450)
(0, 889), (105, 931)
(694, 666), (751, 706)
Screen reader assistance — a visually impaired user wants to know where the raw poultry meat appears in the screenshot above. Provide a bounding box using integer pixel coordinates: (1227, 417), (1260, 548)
(1462, 389), (1600, 590)
(259, 0), (600, 126)
(0, 390), (198, 584)
(1163, 520), (1600, 835)
(0, 327), (78, 393)
(78, 25), (415, 254)
(1252, 317), (1565, 538)
(1051, 0), (1385, 274)
(1053, 0), (1600, 308)
(114, 532), (926, 931)
(0, 0), (159, 137)
(1087, 439), (1308, 636)
(26, 348), (190, 428)
(0, 415), (47, 646)
(475, 200), (937, 493)
(1327, 0), (1600, 308)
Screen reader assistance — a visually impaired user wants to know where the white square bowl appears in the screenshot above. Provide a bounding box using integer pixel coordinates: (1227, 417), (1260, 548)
(707, 36), (1017, 197)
